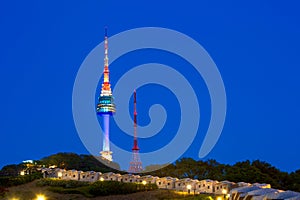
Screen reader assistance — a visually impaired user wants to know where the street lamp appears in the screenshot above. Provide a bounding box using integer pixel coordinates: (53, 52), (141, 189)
(142, 180), (147, 191)
(222, 189), (228, 199)
(187, 184), (192, 194)
(100, 177), (104, 181)
(57, 172), (62, 178)
(35, 194), (46, 200)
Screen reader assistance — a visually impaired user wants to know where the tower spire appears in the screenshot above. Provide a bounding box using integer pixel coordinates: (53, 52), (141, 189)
(96, 27), (116, 162)
(128, 90), (143, 173)
(103, 27), (109, 86)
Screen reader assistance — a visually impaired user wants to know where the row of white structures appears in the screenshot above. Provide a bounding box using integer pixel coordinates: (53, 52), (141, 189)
(43, 168), (300, 199)
(230, 186), (300, 200)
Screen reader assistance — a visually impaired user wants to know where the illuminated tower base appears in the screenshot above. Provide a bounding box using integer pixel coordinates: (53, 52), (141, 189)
(100, 151), (113, 162)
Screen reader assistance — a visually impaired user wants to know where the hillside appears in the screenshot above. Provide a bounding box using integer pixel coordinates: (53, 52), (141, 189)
(1, 180), (210, 200)
(1, 153), (300, 192)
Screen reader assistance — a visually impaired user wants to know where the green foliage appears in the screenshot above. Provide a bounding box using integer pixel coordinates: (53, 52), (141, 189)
(0, 164), (25, 177)
(152, 190), (214, 200)
(39, 152), (121, 173)
(89, 181), (157, 196)
(36, 178), (90, 188)
(289, 170), (300, 191)
(0, 187), (9, 197)
(36, 179), (157, 197)
(48, 186), (93, 197)
(0, 173), (42, 187)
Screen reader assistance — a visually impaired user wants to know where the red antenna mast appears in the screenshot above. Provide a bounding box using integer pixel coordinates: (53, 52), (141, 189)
(128, 90), (143, 173)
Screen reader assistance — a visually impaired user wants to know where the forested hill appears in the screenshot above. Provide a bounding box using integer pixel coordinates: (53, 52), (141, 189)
(0, 153), (121, 177)
(0, 153), (299, 192)
(148, 158), (300, 192)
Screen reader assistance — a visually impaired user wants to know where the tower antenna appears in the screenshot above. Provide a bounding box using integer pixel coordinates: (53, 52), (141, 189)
(128, 90), (143, 173)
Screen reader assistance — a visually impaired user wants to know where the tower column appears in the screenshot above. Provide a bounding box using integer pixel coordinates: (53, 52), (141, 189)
(102, 114), (110, 152)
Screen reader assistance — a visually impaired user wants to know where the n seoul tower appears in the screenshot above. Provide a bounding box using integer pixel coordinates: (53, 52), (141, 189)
(96, 28), (116, 162)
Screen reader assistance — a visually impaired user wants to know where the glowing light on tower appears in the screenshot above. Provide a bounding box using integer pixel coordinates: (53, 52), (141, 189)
(96, 27), (116, 162)
(128, 90), (143, 173)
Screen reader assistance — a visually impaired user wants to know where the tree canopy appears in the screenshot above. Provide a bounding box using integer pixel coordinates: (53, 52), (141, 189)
(149, 158), (300, 192)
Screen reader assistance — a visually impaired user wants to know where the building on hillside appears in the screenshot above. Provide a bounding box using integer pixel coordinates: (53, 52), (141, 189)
(263, 190), (300, 200)
(42, 168), (62, 178)
(252, 183), (271, 189)
(230, 186), (262, 200)
(196, 179), (217, 193)
(175, 178), (199, 193)
(156, 177), (178, 189)
(121, 173), (140, 183)
(214, 180), (236, 195)
(101, 172), (121, 181)
(140, 175), (159, 184)
(79, 171), (100, 182)
(237, 182), (251, 187)
(61, 169), (81, 181)
(243, 188), (279, 200)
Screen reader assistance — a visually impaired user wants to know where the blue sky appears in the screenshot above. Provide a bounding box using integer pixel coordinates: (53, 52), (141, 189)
(0, 1), (300, 172)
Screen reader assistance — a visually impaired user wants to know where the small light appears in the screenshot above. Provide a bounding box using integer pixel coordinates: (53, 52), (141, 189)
(57, 172), (62, 178)
(142, 180), (147, 185)
(217, 197), (222, 200)
(100, 177), (104, 181)
(186, 184), (192, 190)
(222, 189), (227, 194)
(20, 171), (25, 176)
(35, 194), (46, 200)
